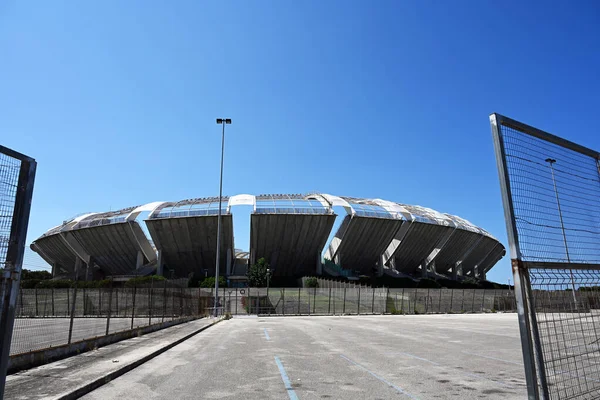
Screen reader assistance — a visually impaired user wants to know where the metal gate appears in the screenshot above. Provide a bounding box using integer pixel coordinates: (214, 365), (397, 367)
(490, 114), (600, 399)
(0, 146), (36, 398)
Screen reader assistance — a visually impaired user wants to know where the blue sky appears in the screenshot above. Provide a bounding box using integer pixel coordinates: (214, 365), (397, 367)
(2, 1), (599, 283)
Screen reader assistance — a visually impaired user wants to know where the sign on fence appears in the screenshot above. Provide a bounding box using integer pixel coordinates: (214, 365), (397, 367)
(491, 113), (600, 399)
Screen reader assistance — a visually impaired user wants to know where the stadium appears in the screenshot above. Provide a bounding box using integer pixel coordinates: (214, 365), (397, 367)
(30, 193), (505, 285)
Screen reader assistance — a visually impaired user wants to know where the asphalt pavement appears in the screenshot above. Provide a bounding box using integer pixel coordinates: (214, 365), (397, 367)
(82, 314), (527, 399)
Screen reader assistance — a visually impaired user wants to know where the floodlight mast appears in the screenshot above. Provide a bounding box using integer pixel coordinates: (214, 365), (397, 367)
(214, 118), (231, 317)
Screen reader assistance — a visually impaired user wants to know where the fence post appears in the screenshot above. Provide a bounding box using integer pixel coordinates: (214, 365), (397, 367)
(51, 288), (55, 316)
(198, 286), (202, 315)
(297, 288), (301, 315)
(282, 288), (285, 316)
(98, 287), (102, 316)
(235, 289), (238, 315)
(35, 288), (38, 317)
(371, 288), (375, 314)
(438, 289), (442, 313)
(481, 289), (486, 312)
(162, 280), (167, 322)
(106, 279), (113, 336)
(83, 287), (87, 316)
(328, 287), (332, 314)
(461, 288), (465, 312)
(267, 286), (270, 316)
(357, 287), (361, 315)
(149, 279), (154, 326)
(332, 288), (336, 315)
(400, 288), (405, 313)
(343, 288), (346, 314)
(472, 289), (476, 313)
(179, 287), (183, 317)
(426, 288), (430, 313)
(19, 289), (24, 317)
(449, 289), (454, 313)
(131, 285), (137, 330)
(414, 288), (418, 314)
(313, 287), (316, 314)
(67, 284), (79, 345)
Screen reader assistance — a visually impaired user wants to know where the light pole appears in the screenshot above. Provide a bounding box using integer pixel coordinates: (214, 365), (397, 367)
(214, 118), (231, 317)
(546, 158), (577, 304)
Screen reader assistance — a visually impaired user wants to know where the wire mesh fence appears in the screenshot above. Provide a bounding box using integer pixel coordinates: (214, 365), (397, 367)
(0, 152), (21, 270)
(215, 287), (515, 316)
(10, 280), (206, 356)
(0, 146), (36, 396)
(491, 113), (600, 399)
(530, 269), (600, 400)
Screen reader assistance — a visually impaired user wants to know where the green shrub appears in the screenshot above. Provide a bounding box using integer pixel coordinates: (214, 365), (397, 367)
(20, 279), (42, 289)
(199, 276), (227, 288)
(125, 275), (166, 288)
(305, 277), (319, 288)
(247, 258), (271, 287)
(417, 278), (441, 289)
(21, 269), (52, 281)
(34, 279), (112, 289)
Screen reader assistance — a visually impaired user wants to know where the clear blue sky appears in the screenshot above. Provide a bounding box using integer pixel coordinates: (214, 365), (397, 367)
(2, 1), (599, 284)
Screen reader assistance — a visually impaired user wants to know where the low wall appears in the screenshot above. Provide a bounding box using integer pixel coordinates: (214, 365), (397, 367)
(8, 316), (201, 374)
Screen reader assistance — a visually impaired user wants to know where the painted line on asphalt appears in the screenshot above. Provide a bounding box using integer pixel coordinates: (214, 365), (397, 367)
(340, 354), (418, 399)
(461, 351), (522, 366)
(399, 351), (514, 388)
(264, 328), (271, 341)
(397, 352), (440, 365)
(274, 356), (299, 400)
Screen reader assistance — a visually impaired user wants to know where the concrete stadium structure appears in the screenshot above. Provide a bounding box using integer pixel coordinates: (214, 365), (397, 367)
(31, 193), (505, 282)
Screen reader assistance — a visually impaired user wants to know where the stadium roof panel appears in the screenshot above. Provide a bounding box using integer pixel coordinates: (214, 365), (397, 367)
(255, 194), (331, 215)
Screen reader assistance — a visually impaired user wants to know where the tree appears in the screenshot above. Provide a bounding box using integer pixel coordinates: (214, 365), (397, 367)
(247, 257), (270, 287)
(199, 276), (227, 288)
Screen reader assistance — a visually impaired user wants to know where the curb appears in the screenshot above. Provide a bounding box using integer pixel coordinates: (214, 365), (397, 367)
(57, 318), (223, 400)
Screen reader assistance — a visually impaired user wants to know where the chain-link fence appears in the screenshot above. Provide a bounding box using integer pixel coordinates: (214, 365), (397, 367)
(0, 146), (36, 397)
(491, 113), (600, 399)
(10, 280), (207, 356)
(215, 287), (516, 316)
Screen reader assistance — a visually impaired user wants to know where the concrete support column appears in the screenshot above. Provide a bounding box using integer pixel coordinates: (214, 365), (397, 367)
(51, 263), (57, 278)
(157, 249), (163, 276)
(136, 250), (144, 270)
(85, 263), (90, 281)
(316, 252), (323, 275)
(453, 262), (463, 280)
(226, 248), (232, 276)
(74, 257), (82, 280)
(421, 261), (428, 278)
(377, 254), (385, 277)
(250, 249), (256, 267)
(335, 253), (342, 267)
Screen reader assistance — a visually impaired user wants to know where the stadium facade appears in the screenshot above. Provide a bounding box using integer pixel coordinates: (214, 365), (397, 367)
(30, 193), (505, 283)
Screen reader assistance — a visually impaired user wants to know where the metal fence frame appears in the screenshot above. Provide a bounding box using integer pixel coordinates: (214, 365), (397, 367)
(491, 113), (600, 399)
(0, 146), (36, 398)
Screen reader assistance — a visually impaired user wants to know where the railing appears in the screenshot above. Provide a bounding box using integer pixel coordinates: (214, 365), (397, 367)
(217, 287), (518, 316)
